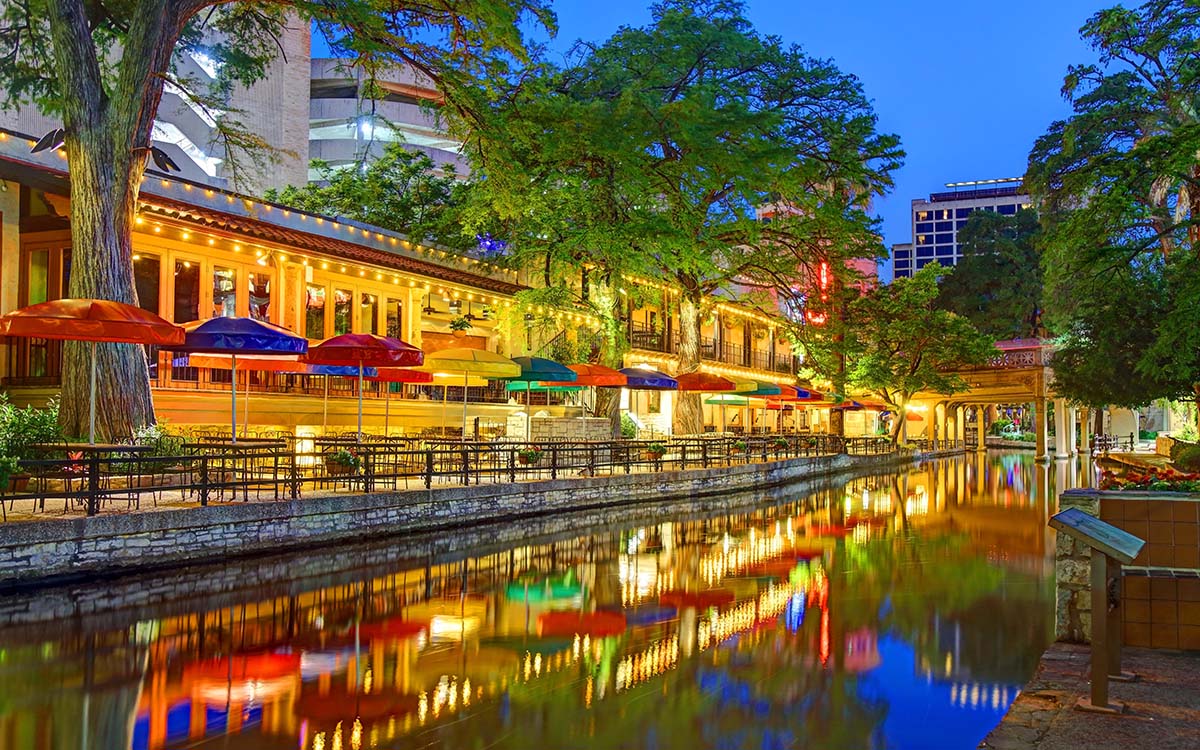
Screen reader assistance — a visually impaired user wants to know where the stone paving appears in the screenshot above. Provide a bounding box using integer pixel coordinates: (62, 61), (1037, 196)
(980, 642), (1200, 750)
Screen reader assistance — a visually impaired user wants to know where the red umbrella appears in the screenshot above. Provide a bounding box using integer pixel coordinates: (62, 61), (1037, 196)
(674, 372), (737, 392)
(0, 299), (185, 443)
(304, 334), (424, 438)
(365, 368), (434, 435)
(540, 363), (627, 387)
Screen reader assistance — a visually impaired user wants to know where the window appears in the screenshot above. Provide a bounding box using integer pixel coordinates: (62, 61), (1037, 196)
(212, 266), (236, 317)
(386, 298), (404, 340)
(939, 209), (951, 220)
(916, 246), (934, 258)
(997, 204), (1017, 215)
(934, 233), (953, 245)
(915, 222), (934, 234)
(935, 221), (952, 232)
(955, 208), (973, 219)
(956, 220), (970, 231)
(893, 249), (910, 260)
(333, 289), (352, 335)
(133, 254), (161, 314)
(173, 260), (200, 323)
(305, 284), (326, 339)
(248, 272), (271, 321)
(915, 258), (931, 269)
(916, 234), (931, 246)
(28, 249), (49, 305)
(360, 292), (378, 334)
(916, 210), (930, 222)
(936, 247), (955, 258)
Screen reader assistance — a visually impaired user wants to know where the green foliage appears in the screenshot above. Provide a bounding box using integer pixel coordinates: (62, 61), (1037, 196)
(1026, 0), (1200, 401)
(132, 421), (186, 458)
(1176, 424), (1200, 443)
(989, 417), (1014, 436)
(449, 316), (474, 332)
(620, 412), (638, 439)
(1171, 441), (1200, 470)
(0, 394), (65, 461)
(803, 263), (995, 426)
(935, 209), (1044, 339)
(265, 146), (471, 250)
(1140, 429), (1159, 441)
(326, 447), (362, 471)
(643, 442), (667, 457)
(517, 447), (544, 463)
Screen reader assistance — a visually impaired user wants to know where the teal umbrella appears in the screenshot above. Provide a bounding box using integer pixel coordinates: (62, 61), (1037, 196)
(510, 356), (578, 438)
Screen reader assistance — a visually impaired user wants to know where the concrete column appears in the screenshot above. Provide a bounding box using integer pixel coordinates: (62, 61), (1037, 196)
(1080, 410), (1091, 456)
(975, 405), (987, 451)
(1067, 406), (1078, 456)
(1034, 398), (1049, 462)
(955, 406), (966, 443)
(938, 403), (949, 447)
(1054, 398), (1070, 459)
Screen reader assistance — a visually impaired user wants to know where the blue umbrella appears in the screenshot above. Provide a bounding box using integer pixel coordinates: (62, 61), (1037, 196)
(171, 318), (308, 442)
(620, 367), (678, 438)
(511, 357), (578, 438)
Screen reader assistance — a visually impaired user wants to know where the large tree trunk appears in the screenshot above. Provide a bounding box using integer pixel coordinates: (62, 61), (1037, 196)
(590, 277), (627, 438)
(673, 294), (703, 435)
(47, 0), (180, 440)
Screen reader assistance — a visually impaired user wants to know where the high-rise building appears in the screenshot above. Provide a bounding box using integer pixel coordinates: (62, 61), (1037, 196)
(893, 178), (1030, 278)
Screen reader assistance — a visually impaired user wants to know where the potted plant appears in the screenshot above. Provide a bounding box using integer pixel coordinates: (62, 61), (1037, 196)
(517, 447), (544, 466)
(325, 447), (362, 476)
(642, 442), (667, 461)
(772, 437), (789, 453)
(449, 316), (473, 338)
(0, 455), (21, 493)
(0, 395), (64, 491)
(731, 439), (748, 454)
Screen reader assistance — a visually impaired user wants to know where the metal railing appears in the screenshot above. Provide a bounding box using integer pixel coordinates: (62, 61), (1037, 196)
(0, 433), (933, 522)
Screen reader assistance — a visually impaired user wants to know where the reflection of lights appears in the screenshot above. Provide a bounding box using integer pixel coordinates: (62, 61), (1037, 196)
(428, 615), (480, 641)
(819, 608), (830, 666)
(785, 592), (806, 632)
(351, 719), (362, 750)
(194, 675), (296, 704)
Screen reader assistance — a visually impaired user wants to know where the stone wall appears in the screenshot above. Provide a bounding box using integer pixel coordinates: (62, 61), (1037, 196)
(1055, 490), (1099, 642)
(0, 451), (931, 587)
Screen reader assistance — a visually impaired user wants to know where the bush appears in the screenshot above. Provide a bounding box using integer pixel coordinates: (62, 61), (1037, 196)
(1139, 429), (1159, 441)
(620, 412), (637, 439)
(0, 394), (64, 460)
(133, 421), (186, 458)
(1173, 445), (1200, 473)
(990, 417), (1013, 436)
(1170, 439), (1197, 463)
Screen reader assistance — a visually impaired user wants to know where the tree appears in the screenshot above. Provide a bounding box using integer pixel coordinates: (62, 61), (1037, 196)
(1025, 0), (1200, 415)
(806, 263), (995, 443)
(265, 144), (470, 251)
(0, 0), (552, 439)
(465, 0), (901, 435)
(935, 208), (1044, 340)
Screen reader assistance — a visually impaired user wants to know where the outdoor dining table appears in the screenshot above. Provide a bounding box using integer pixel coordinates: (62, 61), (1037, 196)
(189, 437), (290, 502)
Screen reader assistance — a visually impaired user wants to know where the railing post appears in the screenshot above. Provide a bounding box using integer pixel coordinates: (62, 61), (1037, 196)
(701, 440), (709, 468)
(86, 453), (100, 517)
(424, 449), (434, 489)
(199, 454), (209, 507)
(588, 444), (596, 477)
(460, 447), (470, 486)
(508, 448), (517, 483)
(550, 445), (558, 480)
(679, 442), (687, 471)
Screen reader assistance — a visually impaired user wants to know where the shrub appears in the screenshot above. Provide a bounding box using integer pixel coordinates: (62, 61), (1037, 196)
(1170, 439), (1197, 463)
(517, 447), (544, 464)
(990, 417), (1013, 436)
(0, 394), (64, 460)
(1174, 445), (1200, 473)
(133, 421), (186, 458)
(644, 441), (667, 457)
(620, 412), (637, 439)
(1139, 429), (1159, 441)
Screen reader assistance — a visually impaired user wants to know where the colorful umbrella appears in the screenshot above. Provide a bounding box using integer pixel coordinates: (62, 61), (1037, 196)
(170, 317), (307, 443)
(0, 298), (185, 443)
(420, 348), (521, 436)
(304, 334), (424, 439)
(550, 363), (628, 388)
(510, 357), (578, 438)
(675, 372), (737, 433)
(620, 367), (678, 438)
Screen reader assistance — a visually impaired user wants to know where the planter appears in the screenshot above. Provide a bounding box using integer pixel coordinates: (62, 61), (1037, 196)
(517, 454), (543, 466)
(452, 329), (466, 339)
(326, 460), (357, 476)
(641, 451), (666, 461)
(4, 473), (29, 493)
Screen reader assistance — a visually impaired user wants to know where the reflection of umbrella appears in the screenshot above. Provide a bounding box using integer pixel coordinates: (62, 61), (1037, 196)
(537, 610), (627, 638)
(0, 299), (185, 443)
(171, 318), (307, 443)
(660, 589), (736, 609)
(420, 348), (520, 436)
(295, 687), (419, 723)
(510, 357), (578, 438)
(304, 334), (424, 439)
(357, 617), (427, 642)
(366, 368), (434, 435)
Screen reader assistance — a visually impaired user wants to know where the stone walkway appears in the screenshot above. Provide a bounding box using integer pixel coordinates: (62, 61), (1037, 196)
(979, 643), (1200, 750)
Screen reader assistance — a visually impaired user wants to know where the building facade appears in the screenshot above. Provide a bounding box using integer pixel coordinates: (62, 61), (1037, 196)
(893, 179), (1030, 278)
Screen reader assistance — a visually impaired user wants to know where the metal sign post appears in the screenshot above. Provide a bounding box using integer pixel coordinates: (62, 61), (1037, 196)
(1049, 507), (1146, 714)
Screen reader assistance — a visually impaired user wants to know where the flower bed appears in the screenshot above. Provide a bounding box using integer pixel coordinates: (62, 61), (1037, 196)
(1100, 466), (1200, 492)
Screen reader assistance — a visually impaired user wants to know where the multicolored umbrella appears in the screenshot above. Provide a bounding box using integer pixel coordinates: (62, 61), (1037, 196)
(420, 348), (521, 435)
(510, 357), (578, 437)
(0, 298), (185, 443)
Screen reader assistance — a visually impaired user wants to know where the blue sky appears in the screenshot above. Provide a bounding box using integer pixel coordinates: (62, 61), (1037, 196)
(543, 1), (1109, 278)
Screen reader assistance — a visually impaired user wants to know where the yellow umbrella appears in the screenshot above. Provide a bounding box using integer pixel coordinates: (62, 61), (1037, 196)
(419, 348), (521, 436)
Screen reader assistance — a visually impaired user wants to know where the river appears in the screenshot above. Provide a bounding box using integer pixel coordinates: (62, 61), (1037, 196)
(0, 450), (1088, 749)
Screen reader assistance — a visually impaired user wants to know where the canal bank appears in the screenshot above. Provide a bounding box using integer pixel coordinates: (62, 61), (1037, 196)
(0, 448), (959, 586)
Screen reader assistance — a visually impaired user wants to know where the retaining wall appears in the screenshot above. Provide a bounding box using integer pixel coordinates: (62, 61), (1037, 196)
(0, 451), (935, 587)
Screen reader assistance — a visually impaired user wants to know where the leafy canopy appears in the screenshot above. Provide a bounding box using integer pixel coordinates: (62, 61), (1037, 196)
(935, 208), (1044, 340)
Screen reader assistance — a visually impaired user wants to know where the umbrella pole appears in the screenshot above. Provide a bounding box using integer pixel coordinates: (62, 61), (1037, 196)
(461, 372), (469, 440)
(88, 341), (97, 445)
(357, 361), (364, 442)
(526, 381), (532, 441)
(441, 384), (448, 435)
(322, 375), (329, 434)
(231, 354), (238, 445)
(384, 384), (390, 436)
(243, 367), (249, 438)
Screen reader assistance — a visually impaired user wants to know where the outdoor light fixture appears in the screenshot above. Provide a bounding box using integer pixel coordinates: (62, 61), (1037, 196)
(421, 295), (437, 315)
(30, 128), (66, 154)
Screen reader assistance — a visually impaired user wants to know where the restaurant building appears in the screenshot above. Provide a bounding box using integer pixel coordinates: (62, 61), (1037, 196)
(0, 126), (809, 438)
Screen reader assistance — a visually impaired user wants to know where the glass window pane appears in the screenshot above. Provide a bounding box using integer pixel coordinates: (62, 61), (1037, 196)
(334, 289), (352, 335)
(934, 233), (953, 245)
(213, 266), (236, 318)
(248, 272), (271, 321)
(360, 292), (378, 334)
(173, 260), (200, 323)
(61, 249), (71, 296)
(133, 253), (161, 313)
(935, 221), (953, 232)
(28, 249), (49, 304)
(915, 222), (933, 233)
(386, 298), (404, 340)
(305, 284), (326, 339)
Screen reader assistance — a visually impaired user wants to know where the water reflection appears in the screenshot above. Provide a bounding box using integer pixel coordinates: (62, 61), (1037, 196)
(0, 451), (1079, 750)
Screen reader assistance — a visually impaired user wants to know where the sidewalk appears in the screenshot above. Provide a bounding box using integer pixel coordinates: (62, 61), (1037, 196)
(979, 643), (1200, 750)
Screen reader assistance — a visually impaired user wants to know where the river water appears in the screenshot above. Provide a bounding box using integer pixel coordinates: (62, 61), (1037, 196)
(0, 451), (1087, 750)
